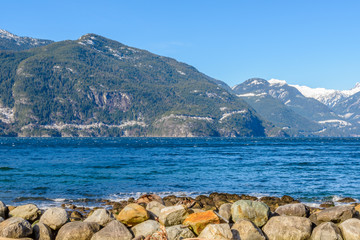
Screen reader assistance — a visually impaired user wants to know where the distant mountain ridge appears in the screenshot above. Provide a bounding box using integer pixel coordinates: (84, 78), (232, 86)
(0, 29), (53, 51)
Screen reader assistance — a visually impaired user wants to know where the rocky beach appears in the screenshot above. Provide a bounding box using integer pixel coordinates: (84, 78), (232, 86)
(1, 193), (360, 240)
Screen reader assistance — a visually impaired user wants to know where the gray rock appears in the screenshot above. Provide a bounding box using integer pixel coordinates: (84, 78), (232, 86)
(91, 220), (133, 240)
(339, 218), (360, 240)
(310, 222), (343, 240)
(231, 200), (270, 227)
(84, 209), (114, 226)
(146, 201), (165, 218)
(33, 222), (54, 240)
(219, 203), (232, 222)
(0, 201), (8, 219)
(9, 203), (41, 222)
(55, 222), (100, 240)
(159, 205), (189, 226)
(40, 207), (68, 230)
(166, 225), (196, 240)
(275, 203), (310, 217)
(231, 219), (266, 240)
(262, 216), (312, 240)
(0, 217), (3, 223)
(198, 223), (233, 240)
(312, 205), (355, 225)
(0, 217), (33, 238)
(131, 220), (160, 238)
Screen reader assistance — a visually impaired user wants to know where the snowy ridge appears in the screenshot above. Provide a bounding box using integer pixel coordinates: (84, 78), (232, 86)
(0, 29), (51, 47)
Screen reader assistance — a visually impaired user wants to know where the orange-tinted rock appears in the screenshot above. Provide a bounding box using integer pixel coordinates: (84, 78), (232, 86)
(116, 203), (149, 227)
(183, 210), (220, 235)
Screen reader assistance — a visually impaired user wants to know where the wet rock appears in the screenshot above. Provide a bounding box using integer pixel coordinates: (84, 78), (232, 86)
(40, 207), (69, 230)
(198, 223), (233, 240)
(0, 217), (33, 238)
(55, 222), (100, 240)
(312, 205), (355, 225)
(146, 201), (165, 218)
(159, 205), (189, 227)
(281, 195), (295, 203)
(195, 195), (215, 209)
(275, 203), (310, 217)
(163, 195), (178, 206)
(260, 196), (281, 212)
(231, 200), (270, 227)
(0, 201), (8, 219)
(219, 203), (232, 222)
(310, 222), (343, 240)
(90, 220), (133, 240)
(231, 219), (266, 240)
(33, 222), (54, 240)
(131, 220), (160, 238)
(137, 194), (164, 205)
(84, 209), (113, 227)
(9, 204), (41, 222)
(338, 197), (356, 203)
(183, 210), (220, 235)
(339, 218), (360, 240)
(262, 216), (312, 240)
(166, 225), (196, 240)
(320, 201), (335, 208)
(116, 203), (149, 227)
(240, 195), (258, 201)
(70, 211), (83, 222)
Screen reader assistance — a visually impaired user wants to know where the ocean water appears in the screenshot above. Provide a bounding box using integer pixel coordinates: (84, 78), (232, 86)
(0, 137), (359, 208)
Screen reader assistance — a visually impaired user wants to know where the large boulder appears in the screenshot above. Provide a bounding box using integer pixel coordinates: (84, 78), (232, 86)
(0, 217), (33, 238)
(116, 203), (149, 227)
(231, 219), (266, 240)
(159, 205), (189, 227)
(91, 220), (133, 240)
(182, 210), (220, 235)
(231, 200), (270, 227)
(55, 222), (100, 240)
(262, 216), (312, 240)
(275, 203), (310, 217)
(40, 207), (68, 230)
(311, 205), (355, 225)
(166, 225), (196, 240)
(310, 222), (343, 240)
(84, 209), (113, 227)
(146, 201), (165, 218)
(219, 203), (232, 222)
(9, 204), (41, 222)
(198, 223), (233, 240)
(33, 222), (54, 240)
(0, 202), (8, 219)
(339, 218), (360, 240)
(131, 219), (160, 238)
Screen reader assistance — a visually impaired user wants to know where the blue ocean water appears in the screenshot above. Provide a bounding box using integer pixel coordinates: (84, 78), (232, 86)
(0, 137), (359, 208)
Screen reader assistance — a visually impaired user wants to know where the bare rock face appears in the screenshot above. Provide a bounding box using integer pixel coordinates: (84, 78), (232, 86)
(275, 203), (310, 217)
(91, 220), (133, 240)
(159, 205), (189, 227)
(231, 219), (266, 240)
(0, 202), (8, 219)
(166, 225), (196, 240)
(182, 210), (220, 235)
(33, 222), (54, 240)
(310, 222), (343, 240)
(311, 205), (355, 225)
(55, 222), (100, 240)
(84, 209), (114, 227)
(131, 220), (160, 238)
(9, 204), (41, 222)
(198, 223), (233, 240)
(40, 207), (68, 231)
(219, 203), (232, 222)
(339, 218), (360, 240)
(262, 216), (313, 240)
(146, 201), (165, 218)
(116, 203), (149, 227)
(0, 217), (33, 238)
(231, 200), (270, 227)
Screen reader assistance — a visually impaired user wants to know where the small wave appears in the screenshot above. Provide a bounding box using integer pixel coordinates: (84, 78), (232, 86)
(0, 167), (15, 171)
(13, 196), (50, 202)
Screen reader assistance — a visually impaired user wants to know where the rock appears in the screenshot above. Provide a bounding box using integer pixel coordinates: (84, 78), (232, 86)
(166, 225), (196, 240)
(40, 207), (68, 230)
(131, 220), (160, 238)
(198, 223), (233, 240)
(310, 222), (343, 240)
(84, 209), (113, 226)
(275, 203), (310, 217)
(182, 210), (220, 235)
(260, 196), (281, 211)
(159, 205), (189, 227)
(281, 195), (295, 203)
(262, 216), (312, 240)
(137, 194), (164, 205)
(338, 197), (356, 203)
(231, 219), (266, 240)
(33, 222), (54, 240)
(320, 201), (335, 208)
(0, 217), (33, 238)
(146, 201), (165, 218)
(9, 204), (41, 222)
(90, 220), (133, 240)
(55, 222), (100, 240)
(313, 205), (355, 224)
(339, 218), (360, 240)
(0, 202), (7, 219)
(219, 203), (232, 222)
(116, 203), (149, 227)
(231, 200), (270, 227)
(0, 217), (3, 223)
(70, 211), (83, 222)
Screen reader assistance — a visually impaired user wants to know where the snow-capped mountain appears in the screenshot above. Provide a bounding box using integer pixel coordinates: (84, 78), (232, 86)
(0, 29), (53, 51)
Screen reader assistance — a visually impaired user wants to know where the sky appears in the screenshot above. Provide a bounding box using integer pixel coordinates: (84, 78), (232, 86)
(1, 0), (359, 90)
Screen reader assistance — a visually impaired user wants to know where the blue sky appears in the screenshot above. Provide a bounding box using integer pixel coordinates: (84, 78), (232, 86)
(1, 0), (359, 90)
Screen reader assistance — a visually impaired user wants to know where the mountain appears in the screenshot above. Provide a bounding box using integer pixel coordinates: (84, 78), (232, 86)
(0, 33), (266, 137)
(0, 29), (53, 51)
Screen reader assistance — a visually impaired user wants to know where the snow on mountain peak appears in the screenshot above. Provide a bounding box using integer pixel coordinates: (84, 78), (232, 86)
(268, 79), (287, 86)
(0, 29), (19, 40)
